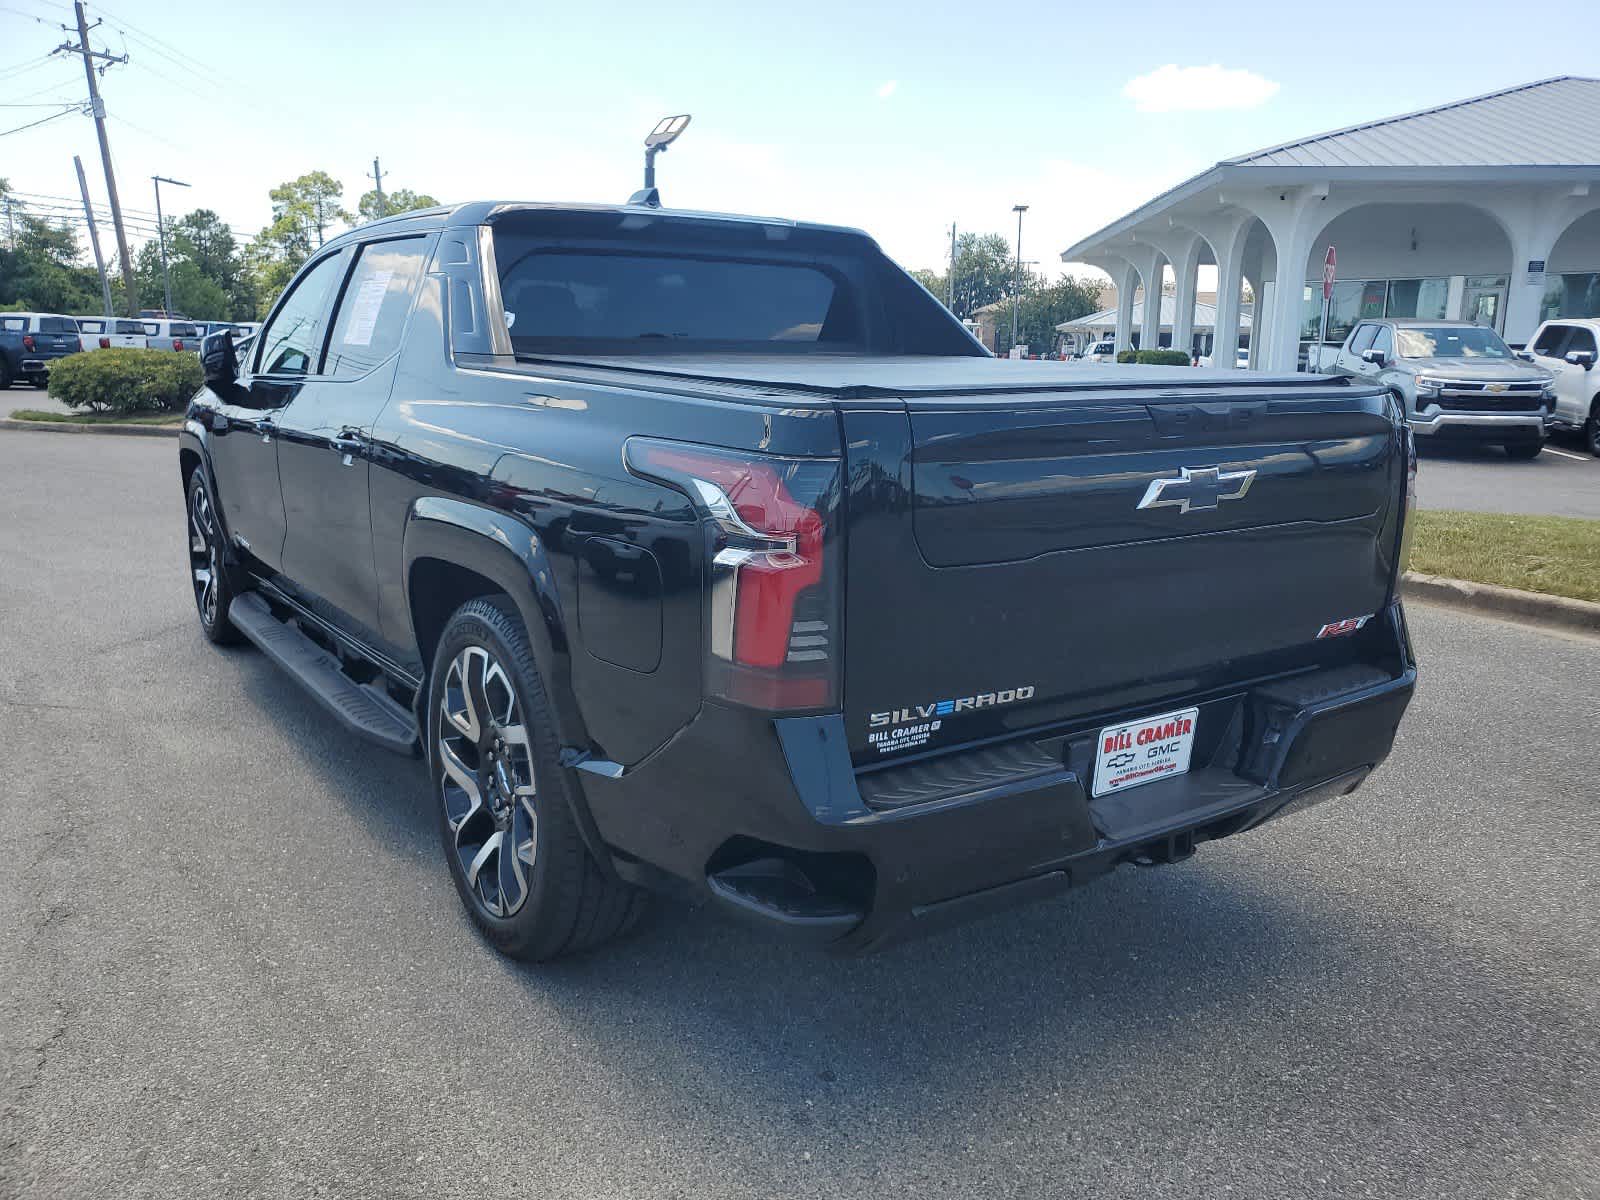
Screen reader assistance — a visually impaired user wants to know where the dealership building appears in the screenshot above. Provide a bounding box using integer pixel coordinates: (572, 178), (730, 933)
(1060, 76), (1600, 369)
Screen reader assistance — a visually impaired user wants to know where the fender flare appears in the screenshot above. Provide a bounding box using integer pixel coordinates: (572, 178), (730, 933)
(401, 495), (588, 752)
(402, 497), (622, 878)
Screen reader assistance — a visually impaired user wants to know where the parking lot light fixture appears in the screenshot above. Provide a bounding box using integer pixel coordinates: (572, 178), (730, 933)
(1011, 204), (1029, 350)
(152, 175), (191, 316)
(630, 114), (692, 208)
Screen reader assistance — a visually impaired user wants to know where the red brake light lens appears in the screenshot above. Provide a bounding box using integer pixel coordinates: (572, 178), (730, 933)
(22, 334), (35, 351)
(99, 336), (110, 349)
(173, 339), (184, 352)
(626, 438), (840, 711)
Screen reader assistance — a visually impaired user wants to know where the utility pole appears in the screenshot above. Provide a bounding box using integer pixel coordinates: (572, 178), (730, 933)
(947, 221), (957, 311)
(74, 156), (114, 317)
(55, 1), (137, 315)
(1011, 204), (1029, 352)
(368, 157), (387, 218)
(3, 196), (14, 250)
(152, 175), (190, 315)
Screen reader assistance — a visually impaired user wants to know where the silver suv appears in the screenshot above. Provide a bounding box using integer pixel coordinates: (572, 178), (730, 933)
(1328, 319), (1553, 460)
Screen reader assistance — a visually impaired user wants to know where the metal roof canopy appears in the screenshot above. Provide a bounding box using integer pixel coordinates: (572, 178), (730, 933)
(1063, 76), (1600, 262)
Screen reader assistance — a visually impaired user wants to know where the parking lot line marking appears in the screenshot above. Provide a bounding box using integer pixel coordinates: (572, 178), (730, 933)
(1543, 446), (1589, 462)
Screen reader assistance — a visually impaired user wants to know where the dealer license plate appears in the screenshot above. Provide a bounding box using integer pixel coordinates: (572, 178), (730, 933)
(1092, 706), (1199, 797)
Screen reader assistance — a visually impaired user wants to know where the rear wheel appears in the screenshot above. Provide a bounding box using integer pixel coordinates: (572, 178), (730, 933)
(186, 471), (242, 644)
(429, 596), (644, 960)
(26, 372), (46, 389)
(0, 360), (11, 390)
(1504, 441), (1544, 461)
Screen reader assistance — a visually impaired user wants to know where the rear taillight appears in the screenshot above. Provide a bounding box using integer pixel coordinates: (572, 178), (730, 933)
(99, 336), (110, 349)
(173, 339), (184, 352)
(626, 437), (840, 711)
(22, 334), (35, 352)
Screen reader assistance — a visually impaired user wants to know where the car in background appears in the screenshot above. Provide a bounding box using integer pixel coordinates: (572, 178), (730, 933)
(1524, 318), (1600, 455)
(142, 318), (203, 352)
(0, 312), (84, 388)
(1199, 347), (1251, 368)
(1328, 319), (1553, 460)
(75, 316), (150, 350)
(1081, 339), (1117, 363)
(203, 320), (261, 342)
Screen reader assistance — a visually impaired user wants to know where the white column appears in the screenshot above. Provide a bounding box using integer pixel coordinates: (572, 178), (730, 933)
(1170, 239), (1200, 360)
(1110, 261), (1137, 356)
(1131, 244), (1164, 352)
(1181, 211), (1255, 370)
(1261, 215), (1319, 373)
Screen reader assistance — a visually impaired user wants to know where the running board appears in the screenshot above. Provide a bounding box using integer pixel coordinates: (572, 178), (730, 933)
(229, 592), (420, 756)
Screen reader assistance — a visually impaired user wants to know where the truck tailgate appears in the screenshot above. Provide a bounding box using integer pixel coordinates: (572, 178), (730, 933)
(841, 383), (1403, 766)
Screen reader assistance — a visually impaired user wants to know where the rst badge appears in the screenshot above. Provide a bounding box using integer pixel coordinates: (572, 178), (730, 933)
(1317, 614), (1374, 639)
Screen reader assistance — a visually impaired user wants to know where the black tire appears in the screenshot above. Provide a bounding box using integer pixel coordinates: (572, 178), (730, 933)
(26, 372), (47, 390)
(428, 596), (644, 960)
(1504, 440), (1544, 461)
(1587, 399), (1600, 457)
(185, 470), (243, 645)
(0, 360), (11, 390)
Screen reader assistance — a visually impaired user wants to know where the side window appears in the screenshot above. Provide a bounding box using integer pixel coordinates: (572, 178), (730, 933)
(79, 319), (103, 334)
(323, 238), (430, 380)
(1566, 327), (1596, 357)
(1371, 325), (1393, 358)
(1348, 324), (1378, 355)
(255, 251), (348, 376)
(1531, 324), (1570, 357)
(2, 317), (27, 332)
(142, 323), (160, 337)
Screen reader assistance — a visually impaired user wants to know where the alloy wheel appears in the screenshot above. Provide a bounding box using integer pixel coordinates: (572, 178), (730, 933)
(438, 645), (538, 918)
(188, 482), (220, 627)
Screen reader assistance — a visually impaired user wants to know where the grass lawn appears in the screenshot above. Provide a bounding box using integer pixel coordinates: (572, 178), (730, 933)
(1410, 510), (1600, 603)
(6, 408), (184, 426)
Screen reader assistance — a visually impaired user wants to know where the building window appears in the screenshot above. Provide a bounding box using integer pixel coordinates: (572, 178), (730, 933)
(1541, 272), (1600, 323)
(1302, 279), (1385, 342)
(1385, 278), (1449, 320)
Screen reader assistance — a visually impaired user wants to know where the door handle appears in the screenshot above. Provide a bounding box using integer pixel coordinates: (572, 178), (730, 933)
(331, 428), (365, 465)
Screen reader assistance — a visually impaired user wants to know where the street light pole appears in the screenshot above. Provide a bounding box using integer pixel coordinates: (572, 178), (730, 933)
(152, 175), (190, 315)
(1010, 204), (1028, 351)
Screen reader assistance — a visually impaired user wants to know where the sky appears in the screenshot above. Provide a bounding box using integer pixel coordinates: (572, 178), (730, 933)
(3, 0), (1598, 286)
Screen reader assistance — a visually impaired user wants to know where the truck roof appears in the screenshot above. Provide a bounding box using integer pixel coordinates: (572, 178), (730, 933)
(331, 200), (872, 246)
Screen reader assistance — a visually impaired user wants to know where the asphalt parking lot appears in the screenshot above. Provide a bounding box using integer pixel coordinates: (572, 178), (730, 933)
(1417, 436), (1600, 518)
(2, 431), (1598, 1200)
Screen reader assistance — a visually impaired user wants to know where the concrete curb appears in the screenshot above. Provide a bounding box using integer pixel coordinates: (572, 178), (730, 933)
(0, 416), (179, 438)
(1402, 571), (1600, 636)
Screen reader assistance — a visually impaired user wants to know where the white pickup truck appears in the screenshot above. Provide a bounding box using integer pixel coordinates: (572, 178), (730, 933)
(75, 317), (150, 351)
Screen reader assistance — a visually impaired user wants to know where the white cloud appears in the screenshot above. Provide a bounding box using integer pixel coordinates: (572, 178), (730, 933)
(876, 80), (898, 100)
(1122, 64), (1279, 114)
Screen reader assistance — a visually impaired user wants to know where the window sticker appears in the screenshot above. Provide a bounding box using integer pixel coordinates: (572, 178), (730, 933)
(342, 270), (394, 346)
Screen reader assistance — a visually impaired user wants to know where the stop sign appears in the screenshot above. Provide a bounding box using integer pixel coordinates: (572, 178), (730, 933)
(1322, 246), (1337, 300)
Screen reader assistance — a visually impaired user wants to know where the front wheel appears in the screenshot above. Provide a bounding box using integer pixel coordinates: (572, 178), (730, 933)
(1504, 441), (1544, 461)
(428, 596), (644, 960)
(186, 470), (242, 644)
(1587, 400), (1600, 457)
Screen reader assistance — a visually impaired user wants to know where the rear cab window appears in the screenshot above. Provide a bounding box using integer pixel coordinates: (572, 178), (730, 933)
(39, 317), (78, 334)
(488, 208), (978, 358)
(1, 317), (25, 332)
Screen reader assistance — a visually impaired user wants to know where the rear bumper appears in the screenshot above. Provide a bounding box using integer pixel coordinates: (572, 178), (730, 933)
(580, 604), (1418, 952)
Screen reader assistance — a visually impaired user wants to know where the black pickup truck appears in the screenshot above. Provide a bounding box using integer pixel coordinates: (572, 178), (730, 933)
(182, 201), (1418, 960)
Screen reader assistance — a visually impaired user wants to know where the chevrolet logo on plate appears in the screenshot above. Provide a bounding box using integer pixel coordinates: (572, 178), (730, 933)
(1136, 465), (1256, 514)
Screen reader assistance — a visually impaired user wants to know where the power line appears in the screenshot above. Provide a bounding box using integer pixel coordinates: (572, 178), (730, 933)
(0, 104), (77, 135)
(89, 2), (227, 89)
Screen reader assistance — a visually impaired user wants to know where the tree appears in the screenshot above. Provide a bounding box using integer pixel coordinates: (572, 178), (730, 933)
(252, 171), (351, 315)
(172, 210), (256, 318)
(357, 186), (439, 223)
(1010, 274), (1103, 355)
(946, 232), (1016, 320)
(0, 180), (102, 314)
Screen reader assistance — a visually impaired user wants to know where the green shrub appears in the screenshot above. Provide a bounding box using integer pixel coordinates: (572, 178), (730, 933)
(47, 349), (204, 414)
(1115, 349), (1138, 364)
(1134, 349), (1194, 366)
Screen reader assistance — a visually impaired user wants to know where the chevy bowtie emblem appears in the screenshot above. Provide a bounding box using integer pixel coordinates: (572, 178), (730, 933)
(1136, 465), (1257, 514)
(1487, 382), (1507, 393)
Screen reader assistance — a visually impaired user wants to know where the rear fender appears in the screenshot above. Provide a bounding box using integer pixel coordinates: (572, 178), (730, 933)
(401, 496), (586, 750)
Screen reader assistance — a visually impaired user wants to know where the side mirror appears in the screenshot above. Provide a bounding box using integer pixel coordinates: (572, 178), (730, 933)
(1361, 348), (1387, 368)
(1565, 350), (1596, 369)
(1514, 350), (1534, 362)
(201, 330), (239, 386)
